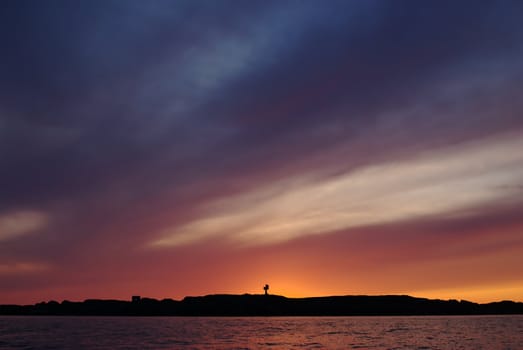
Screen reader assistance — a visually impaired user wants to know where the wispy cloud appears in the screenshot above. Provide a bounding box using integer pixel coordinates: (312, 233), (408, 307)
(151, 133), (523, 247)
(0, 261), (51, 275)
(0, 210), (48, 242)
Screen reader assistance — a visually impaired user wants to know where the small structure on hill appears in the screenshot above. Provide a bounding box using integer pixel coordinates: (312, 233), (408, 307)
(263, 284), (269, 295)
(132, 295), (141, 303)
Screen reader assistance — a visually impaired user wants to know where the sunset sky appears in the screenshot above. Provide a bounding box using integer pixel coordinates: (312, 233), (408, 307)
(1, 0), (523, 304)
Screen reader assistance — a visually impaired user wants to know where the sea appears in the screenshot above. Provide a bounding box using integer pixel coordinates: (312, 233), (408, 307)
(0, 315), (522, 349)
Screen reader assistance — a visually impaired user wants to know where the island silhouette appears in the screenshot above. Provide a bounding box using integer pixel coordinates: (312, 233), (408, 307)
(1, 294), (522, 316)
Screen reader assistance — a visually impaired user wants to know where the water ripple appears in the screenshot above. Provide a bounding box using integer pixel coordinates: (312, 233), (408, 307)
(0, 315), (521, 349)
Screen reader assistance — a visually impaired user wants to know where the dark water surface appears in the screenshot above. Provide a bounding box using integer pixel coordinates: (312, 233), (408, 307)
(0, 315), (522, 349)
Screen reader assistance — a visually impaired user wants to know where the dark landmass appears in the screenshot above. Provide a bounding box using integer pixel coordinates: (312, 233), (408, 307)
(1, 294), (522, 316)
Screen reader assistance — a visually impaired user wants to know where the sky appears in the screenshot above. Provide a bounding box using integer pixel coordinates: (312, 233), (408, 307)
(1, 0), (523, 304)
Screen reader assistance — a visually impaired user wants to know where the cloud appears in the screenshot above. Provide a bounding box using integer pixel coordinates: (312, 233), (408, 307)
(151, 132), (523, 247)
(0, 210), (48, 242)
(2, 0), (522, 215)
(0, 262), (50, 275)
(1, 1), (523, 302)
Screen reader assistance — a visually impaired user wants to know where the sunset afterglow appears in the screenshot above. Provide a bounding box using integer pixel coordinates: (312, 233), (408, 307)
(1, 1), (523, 305)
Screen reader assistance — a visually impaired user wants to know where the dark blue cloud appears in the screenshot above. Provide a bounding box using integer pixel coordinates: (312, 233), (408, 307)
(1, 0), (523, 265)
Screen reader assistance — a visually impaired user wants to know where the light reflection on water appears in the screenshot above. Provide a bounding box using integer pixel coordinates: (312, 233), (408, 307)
(0, 315), (522, 349)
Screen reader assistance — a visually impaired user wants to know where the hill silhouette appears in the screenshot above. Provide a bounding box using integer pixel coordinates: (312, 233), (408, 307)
(1, 294), (522, 316)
